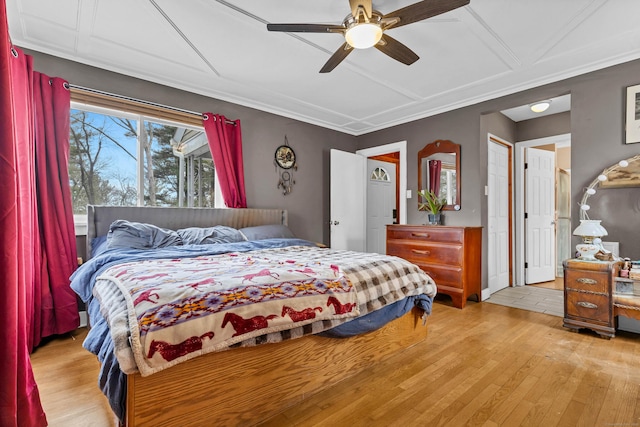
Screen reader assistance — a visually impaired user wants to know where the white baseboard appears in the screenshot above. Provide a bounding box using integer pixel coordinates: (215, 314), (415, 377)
(481, 287), (491, 301)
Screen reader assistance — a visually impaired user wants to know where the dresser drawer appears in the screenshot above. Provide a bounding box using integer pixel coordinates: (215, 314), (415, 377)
(565, 269), (608, 294)
(387, 241), (463, 267)
(387, 226), (463, 244)
(565, 291), (610, 323)
(415, 264), (463, 289)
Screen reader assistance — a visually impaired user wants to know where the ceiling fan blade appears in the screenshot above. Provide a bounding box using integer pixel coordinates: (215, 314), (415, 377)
(383, 0), (469, 29)
(267, 23), (344, 33)
(349, 0), (373, 19)
(374, 34), (419, 65)
(320, 42), (353, 73)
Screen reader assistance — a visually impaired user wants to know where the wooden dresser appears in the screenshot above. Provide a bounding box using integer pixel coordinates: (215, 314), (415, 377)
(386, 224), (482, 309)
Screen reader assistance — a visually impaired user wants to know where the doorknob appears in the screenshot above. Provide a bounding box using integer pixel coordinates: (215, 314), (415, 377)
(330, 220), (340, 225)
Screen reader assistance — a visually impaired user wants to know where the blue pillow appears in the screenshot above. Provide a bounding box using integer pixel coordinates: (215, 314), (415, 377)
(177, 226), (246, 245)
(239, 224), (295, 241)
(91, 235), (109, 257)
(106, 220), (183, 250)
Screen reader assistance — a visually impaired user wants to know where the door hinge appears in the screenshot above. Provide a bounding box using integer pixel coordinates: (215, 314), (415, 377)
(525, 162), (528, 169)
(524, 212), (528, 219)
(524, 262), (528, 269)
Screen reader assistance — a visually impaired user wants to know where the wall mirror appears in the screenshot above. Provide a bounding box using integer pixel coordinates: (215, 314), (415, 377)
(418, 139), (461, 211)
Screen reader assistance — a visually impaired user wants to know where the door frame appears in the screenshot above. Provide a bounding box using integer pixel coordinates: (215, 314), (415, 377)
(357, 141), (408, 225)
(514, 133), (570, 286)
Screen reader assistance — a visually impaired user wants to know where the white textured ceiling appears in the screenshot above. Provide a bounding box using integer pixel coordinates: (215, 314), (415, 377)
(501, 94), (571, 122)
(7, 0), (640, 135)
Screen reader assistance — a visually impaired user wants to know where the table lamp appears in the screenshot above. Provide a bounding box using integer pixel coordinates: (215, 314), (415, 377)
(573, 219), (608, 260)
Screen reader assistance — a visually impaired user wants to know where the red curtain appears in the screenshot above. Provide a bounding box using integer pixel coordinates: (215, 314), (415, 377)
(33, 73), (79, 340)
(2, 2), (78, 423)
(428, 160), (442, 195)
(1, 5), (47, 425)
(203, 113), (247, 208)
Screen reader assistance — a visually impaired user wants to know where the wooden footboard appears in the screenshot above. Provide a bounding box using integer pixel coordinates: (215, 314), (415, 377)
(125, 308), (427, 426)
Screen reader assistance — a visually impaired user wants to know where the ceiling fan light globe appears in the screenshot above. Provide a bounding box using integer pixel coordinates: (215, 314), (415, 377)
(345, 23), (382, 49)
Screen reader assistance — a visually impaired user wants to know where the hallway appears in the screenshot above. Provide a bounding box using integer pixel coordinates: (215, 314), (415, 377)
(485, 278), (564, 317)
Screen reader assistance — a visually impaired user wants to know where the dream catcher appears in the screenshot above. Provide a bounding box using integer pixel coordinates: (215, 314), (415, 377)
(274, 136), (297, 195)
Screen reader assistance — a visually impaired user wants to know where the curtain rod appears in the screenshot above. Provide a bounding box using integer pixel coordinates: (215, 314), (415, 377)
(69, 84), (237, 125)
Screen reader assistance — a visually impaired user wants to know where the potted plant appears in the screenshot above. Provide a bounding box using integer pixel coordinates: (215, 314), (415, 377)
(417, 189), (447, 225)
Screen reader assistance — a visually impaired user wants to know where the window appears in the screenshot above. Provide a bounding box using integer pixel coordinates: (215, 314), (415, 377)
(370, 166), (391, 182)
(69, 98), (221, 223)
(439, 163), (457, 205)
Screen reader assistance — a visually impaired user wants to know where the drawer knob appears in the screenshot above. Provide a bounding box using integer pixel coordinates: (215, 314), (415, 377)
(411, 233), (430, 238)
(411, 249), (431, 255)
(577, 278), (597, 285)
(577, 301), (598, 309)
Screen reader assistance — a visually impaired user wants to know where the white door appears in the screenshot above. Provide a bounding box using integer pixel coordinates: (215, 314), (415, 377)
(366, 159), (396, 254)
(488, 140), (510, 294)
(330, 149), (365, 251)
(525, 148), (556, 284)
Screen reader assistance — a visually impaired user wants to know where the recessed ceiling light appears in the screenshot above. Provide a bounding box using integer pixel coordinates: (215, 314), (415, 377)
(530, 100), (551, 113)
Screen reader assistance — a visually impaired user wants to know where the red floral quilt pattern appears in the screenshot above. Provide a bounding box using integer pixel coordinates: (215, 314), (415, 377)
(96, 249), (358, 375)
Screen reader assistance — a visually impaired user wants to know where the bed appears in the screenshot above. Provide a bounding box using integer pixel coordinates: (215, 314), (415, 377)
(72, 205), (437, 427)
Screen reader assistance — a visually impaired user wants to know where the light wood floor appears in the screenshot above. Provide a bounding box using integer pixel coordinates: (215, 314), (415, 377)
(529, 277), (564, 291)
(31, 300), (640, 427)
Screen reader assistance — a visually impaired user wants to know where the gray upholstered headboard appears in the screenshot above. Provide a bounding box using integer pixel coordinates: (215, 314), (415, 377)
(86, 205), (288, 258)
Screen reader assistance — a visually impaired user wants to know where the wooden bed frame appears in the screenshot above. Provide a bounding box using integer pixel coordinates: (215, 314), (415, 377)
(86, 205), (429, 427)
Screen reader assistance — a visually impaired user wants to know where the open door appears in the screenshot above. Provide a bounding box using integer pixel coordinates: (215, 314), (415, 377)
(488, 138), (511, 294)
(525, 147), (556, 284)
(330, 149), (365, 251)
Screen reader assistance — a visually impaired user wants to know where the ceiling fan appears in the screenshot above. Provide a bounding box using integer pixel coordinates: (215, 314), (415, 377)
(267, 0), (470, 73)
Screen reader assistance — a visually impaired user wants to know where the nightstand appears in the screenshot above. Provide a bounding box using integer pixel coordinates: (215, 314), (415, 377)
(563, 259), (620, 339)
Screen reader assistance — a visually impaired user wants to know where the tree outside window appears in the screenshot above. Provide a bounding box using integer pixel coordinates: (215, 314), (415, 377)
(68, 106), (216, 215)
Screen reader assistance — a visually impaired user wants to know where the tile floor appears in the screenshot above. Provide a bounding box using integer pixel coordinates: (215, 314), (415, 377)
(485, 284), (564, 317)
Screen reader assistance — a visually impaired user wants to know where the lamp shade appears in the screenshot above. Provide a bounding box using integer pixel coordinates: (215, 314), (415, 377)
(573, 219), (608, 237)
(573, 220), (607, 260)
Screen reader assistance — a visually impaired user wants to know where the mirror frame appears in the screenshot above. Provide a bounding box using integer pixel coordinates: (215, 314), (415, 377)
(578, 153), (640, 220)
(417, 139), (461, 211)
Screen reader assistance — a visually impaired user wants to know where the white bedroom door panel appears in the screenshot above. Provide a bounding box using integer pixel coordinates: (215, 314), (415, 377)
(366, 159), (396, 254)
(488, 140), (510, 294)
(525, 148), (556, 284)
(330, 149), (365, 251)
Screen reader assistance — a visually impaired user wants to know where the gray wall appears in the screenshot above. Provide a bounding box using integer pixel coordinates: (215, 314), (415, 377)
(356, 105), (485, 228)
(29, 48), (640, 285)
(359, 59), (640, 289)
(516, 111), (571, 142)
(27, 49), (357, 245)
